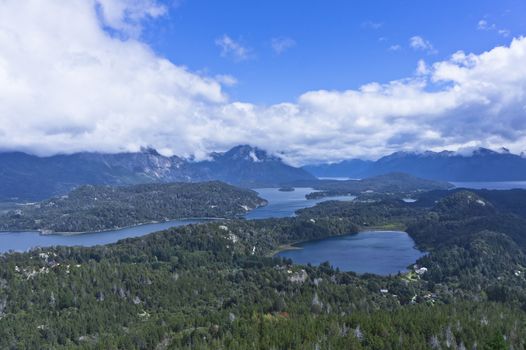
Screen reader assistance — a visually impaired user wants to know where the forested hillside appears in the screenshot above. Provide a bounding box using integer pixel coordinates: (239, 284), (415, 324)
(1, 190), (526, 348)
(305, 172), (453, 199)
(0, 182), (266, 233)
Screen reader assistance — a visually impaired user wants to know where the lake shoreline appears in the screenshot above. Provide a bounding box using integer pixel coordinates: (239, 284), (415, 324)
(270, 227), (409, 256)
(0, 188), (354, 237)
(0, 187), (412, 254)
(0, 187), (320, 253)
(0, 217), (226, 236)
(275, 230), (425, 276)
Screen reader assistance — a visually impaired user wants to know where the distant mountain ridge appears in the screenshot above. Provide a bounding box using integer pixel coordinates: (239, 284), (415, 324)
(303, 147), (526, 181)
(0, 145), (315, 201)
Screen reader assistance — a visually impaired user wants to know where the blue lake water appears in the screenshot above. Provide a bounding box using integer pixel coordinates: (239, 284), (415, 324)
(452, 181), (526, 190)
(0, 188), (354, 253)
(277, 231), (425, 276)
(0, 187), (427, 275)
(245, 188), (355, 219)
(0, 220), (203, 253)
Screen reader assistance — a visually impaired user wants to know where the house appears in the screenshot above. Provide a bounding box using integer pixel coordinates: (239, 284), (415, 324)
(415, 267), (428, 275)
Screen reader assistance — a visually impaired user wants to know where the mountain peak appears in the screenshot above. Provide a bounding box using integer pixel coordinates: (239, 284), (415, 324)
(139, 146), (161, 156)
(472, 147), (499, 156)
(303, 146), (526, 181)
(380, 151), (415, 161)
(435, 191), (496, 219)
(220, 145), (280, 162)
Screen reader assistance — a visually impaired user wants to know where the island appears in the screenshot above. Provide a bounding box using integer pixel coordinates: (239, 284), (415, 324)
(0, 181), (266, 233)
(304, 172), (453, 200)
(278, 186), (295, 192)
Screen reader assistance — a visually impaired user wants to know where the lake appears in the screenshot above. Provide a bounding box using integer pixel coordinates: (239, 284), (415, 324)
(452, 181), (526, 190)
(277, 231), (425, 276)
(0, 219), (203, 253)
(0, 188), (426, 276)
(245, 187), (355, 219)
(0, 188), (354, 253)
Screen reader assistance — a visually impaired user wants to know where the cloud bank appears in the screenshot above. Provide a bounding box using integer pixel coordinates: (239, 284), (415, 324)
(1, 0), (526, 164)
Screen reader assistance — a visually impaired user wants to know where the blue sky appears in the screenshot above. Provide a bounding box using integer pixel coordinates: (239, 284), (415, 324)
(1, 0), (526, 163)
(141, 0), (526, 104)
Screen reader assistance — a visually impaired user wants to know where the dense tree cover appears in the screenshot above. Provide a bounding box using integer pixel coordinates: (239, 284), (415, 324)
(0, 182), (265, 233)
(416, 188), (526, 219)
(1, 190), (526, 348)
(305, 172), (452, 199)
(404, 191), (526, 309)
(297, 198), (423, 229)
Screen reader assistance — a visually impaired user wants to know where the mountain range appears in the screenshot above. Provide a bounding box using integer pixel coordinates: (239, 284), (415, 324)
(2, 145), (526, 202)
(0, 145), (315, 201)
(303, 148), (526, 182)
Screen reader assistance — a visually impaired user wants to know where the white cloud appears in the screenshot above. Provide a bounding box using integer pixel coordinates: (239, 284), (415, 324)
(1, 1), (526, 164)
(362, 21), (383, 30)
(409, 36), (437, 54)
(477, 19), (510, 37)
(96, 0), (167, 37)
(478, 20), (491, 30)
(215, 35), (251, 61)
(0, 0), (225, 158)
(388, 44), (402, 52)
(271, 37), (296, 55)
(416, 60), (428, 75)
(214, 74), (238, 86)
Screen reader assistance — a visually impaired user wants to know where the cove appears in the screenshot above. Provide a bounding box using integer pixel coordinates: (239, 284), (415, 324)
(276, 231), (425, 276)
(0, 219), (204, 253)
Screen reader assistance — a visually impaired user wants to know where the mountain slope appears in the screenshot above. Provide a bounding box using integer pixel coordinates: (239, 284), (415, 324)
(303, 159), (372, 178)
(303, 148), (526, 181)
(191, 145), (315, 187)
(0, 145), (315, 201)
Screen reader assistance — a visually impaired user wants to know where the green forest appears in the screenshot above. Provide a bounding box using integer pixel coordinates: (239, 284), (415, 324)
(0, 182), (265, 233)
(1, 189), (526, 348)
(304, 172), (453, 199)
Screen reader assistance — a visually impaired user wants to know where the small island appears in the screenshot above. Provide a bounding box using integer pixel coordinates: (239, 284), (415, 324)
(278, 186), (295, 192)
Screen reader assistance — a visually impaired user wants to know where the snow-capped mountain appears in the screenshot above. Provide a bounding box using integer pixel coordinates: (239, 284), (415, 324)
(193, 145), (314, 187)
(0, 145), (315, 201)
(303, 147), (526, 181)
